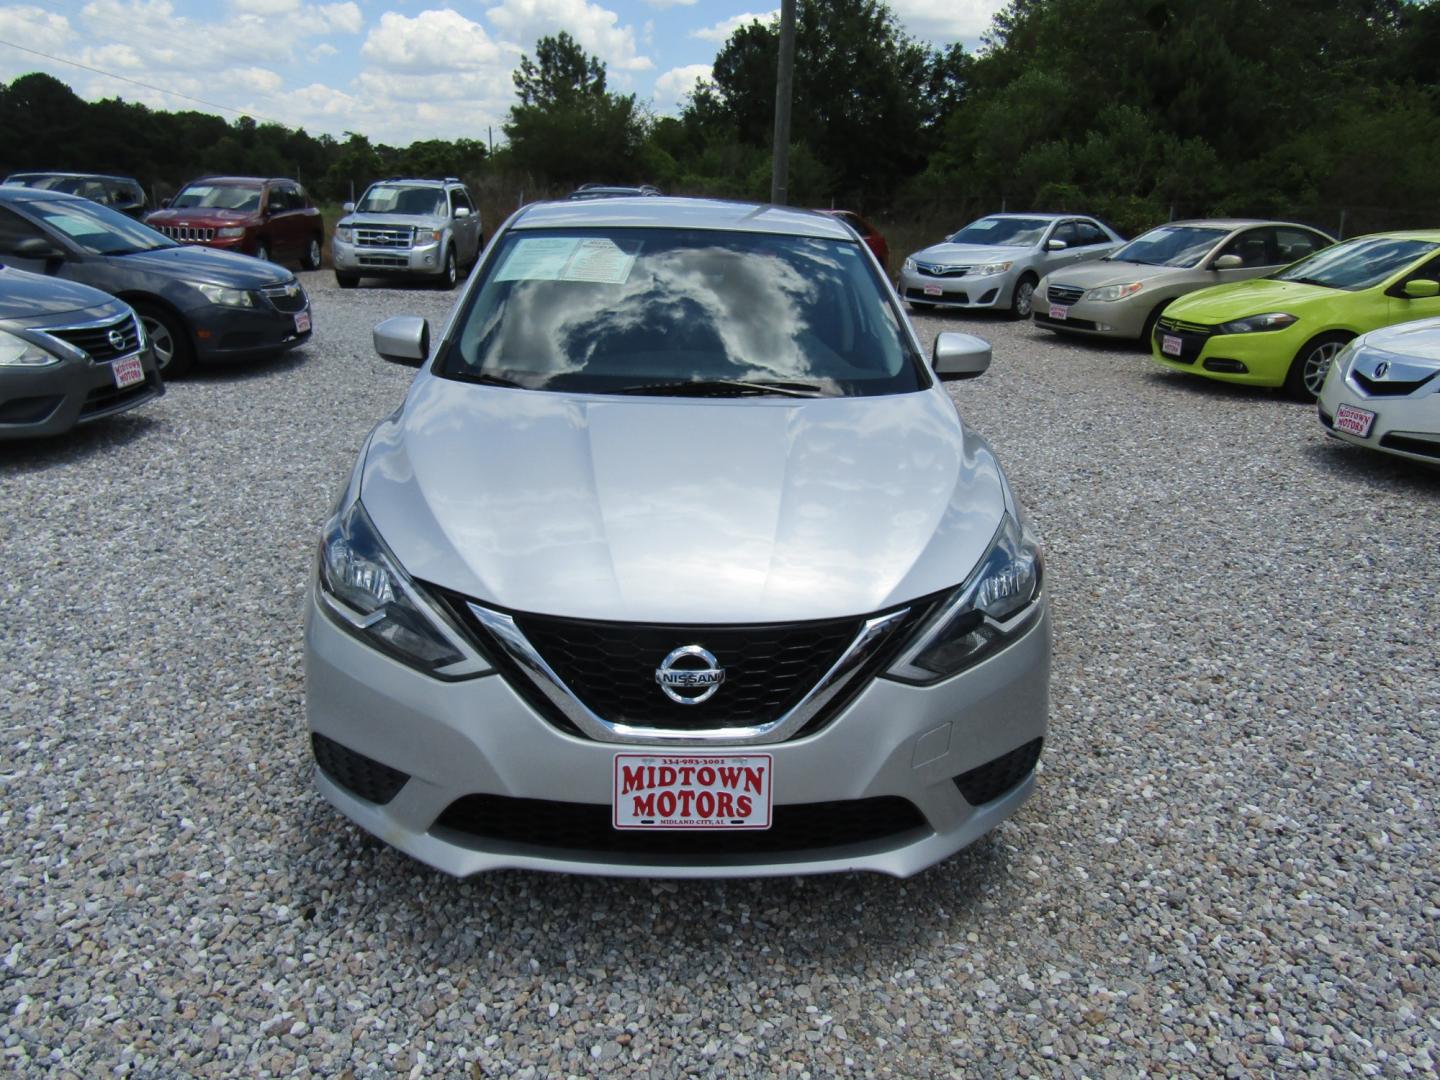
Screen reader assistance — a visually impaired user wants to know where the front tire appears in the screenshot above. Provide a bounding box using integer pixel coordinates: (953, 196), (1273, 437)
(135, 302), (195, 378)
(302, 236), (322, 270)
(1140, 303), (1170, 347)
(1010, 275), (1038, 320)
(1285, 332), (1350, 401)
(437, 246), (458, 290)
(335, 272), (358, 290)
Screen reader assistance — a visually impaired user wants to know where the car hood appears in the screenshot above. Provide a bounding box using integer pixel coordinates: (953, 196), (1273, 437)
(0, 265), (126, 321)
(338, 213), (443, 230)
(112, 244), (294, 288)
(1354, 316), (1440, 368)
(910, 242), (1031, 267)
(359, 379), (1008, 623)
(146, 208), (256, 226)
(1043, 260), (1199, 289)
(1164, 277), (1337, 320)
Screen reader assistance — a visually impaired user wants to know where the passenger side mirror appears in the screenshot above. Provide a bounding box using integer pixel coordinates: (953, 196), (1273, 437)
(5, 237), (66, 270)
(1045, 239), (1067, 251)
(454, 207), (471, 218)
(932, 332), (991, 381)
(160, 197), (172, 208)
(1403, 278), (1440, 299)
(1212, 254), (1243, 270)
(373, 315), (429, 367)
(343, 201), (355, 213)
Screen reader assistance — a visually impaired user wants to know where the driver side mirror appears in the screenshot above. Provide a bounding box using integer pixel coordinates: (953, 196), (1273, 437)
(1045, 239), (1067, 251)
(932, 332), (991, 381)
(373, 315), (429, 367)
(1403, 278), (1440, 299)
(1212, 254), (1243, 270)
(454, 207), (471, 218)
(3, 236), (66, 271)
(160, 197), (172, 208)
(343, 201), (355, 213)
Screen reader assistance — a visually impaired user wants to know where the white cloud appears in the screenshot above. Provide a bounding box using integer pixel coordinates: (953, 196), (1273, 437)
(0, 6), (74, 53)
(690, 10), (775, 44)
(485, 0), (653, 72)
(307, 42), (338, 62)
(652, 63), (709, 112)
(889, 0), (1005, 42)
(361, 10), (503, 70)
(645, 0), (696, 7)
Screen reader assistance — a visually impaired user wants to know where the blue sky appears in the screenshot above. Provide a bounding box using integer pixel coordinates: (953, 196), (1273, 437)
(0, 1), (1006, 145)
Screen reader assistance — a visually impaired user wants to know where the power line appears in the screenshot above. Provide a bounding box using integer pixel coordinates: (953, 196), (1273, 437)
(0, 37), (289, 126)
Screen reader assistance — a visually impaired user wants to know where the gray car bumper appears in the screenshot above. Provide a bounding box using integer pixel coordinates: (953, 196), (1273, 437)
(0, 349), (163, 439)
(332, 238), (445, 277)
(303, 589), (1052, 879)
(898, 269), (1016, 309)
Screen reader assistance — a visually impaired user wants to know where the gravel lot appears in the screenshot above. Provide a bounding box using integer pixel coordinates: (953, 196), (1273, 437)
(2, 271), (1437, 1078)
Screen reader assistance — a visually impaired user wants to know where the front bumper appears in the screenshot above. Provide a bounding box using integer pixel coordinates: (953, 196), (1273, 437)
(303, 589), (1052, 879)
(1032, 293), (1150, 339)
(1317, 369), (1440, 465)
(332, 238), (443, 277)
(899, 268), (1014, 310)
(1149, 320), (1304, 387)
(190, 298), (312, 362)
(0, 348), (163, 439)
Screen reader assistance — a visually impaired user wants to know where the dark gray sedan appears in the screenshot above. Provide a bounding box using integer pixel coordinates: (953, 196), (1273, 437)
(0, 265), (162, 439)
(0, 187), (311, 376)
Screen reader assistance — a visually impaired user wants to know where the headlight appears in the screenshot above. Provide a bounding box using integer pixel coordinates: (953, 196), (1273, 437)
(969, 261), (1014, 277)
(903, 257), (916, 273)
(216, 226), (245, 238)
(0, 329), (61, 367)
(1218, 312), (1297, 334)
(413, 229), (440, 246)
(887, 514), (1043, 684)
(1086, 282), (1144, 302)
(196, 283), (254, 308)
(317, 500), (490, 678)
(334, 225), (352, 243)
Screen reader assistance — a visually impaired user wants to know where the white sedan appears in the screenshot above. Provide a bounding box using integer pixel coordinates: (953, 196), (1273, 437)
(1318, 317), (1440, 465)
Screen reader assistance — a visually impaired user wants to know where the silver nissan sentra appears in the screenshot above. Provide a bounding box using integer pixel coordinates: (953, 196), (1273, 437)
(304, 197), (1051, 878)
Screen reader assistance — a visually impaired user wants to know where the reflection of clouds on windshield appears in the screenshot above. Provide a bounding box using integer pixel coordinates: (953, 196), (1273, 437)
(464, 242), (848, 382)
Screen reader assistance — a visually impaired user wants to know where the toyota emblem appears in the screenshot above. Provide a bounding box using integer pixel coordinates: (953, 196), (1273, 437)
(107, 328), (127, 351)
(1373, 360), (1390, 378)
(655, 645), (725, 705)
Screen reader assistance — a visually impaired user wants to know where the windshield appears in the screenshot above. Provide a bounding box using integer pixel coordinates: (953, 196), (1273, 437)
(171, 182), (262, 211)
(1271, 237), (1439, 291)
(1111, 225), (1227, 268)
(24, 198), (174, 255)
(440, 227), (925, 397)
(356, 185), (447, 216)
(4, 175), (74, 191)
(946, 217), (1049, 247)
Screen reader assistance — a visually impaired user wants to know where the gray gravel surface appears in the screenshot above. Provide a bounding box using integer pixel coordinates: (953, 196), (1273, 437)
(2, 275), (1437, 1078)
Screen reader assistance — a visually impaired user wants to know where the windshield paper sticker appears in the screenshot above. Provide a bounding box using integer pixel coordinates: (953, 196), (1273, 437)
(495, 237), (638, 284)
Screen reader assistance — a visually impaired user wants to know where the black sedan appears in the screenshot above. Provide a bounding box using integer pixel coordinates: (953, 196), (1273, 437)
(0, 264), (162, 438)
(0, 187), (312, 376)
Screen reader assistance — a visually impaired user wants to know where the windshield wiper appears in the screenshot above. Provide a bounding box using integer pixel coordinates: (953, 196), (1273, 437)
(456, 371), (525, 388)
(612, 378), (823, 398)
(1282, 276), (1332, 287)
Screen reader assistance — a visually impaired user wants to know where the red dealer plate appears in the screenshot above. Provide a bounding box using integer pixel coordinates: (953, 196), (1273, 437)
(923, 284), (942, 297)
(613, 753), (773, 830)
(1049, 303), (1068, 320)
(111, 354), (145, 389)
(294, 311), (311, 333)
(1162, 334), (1183, 356)
(1334, 402), (1376, 438)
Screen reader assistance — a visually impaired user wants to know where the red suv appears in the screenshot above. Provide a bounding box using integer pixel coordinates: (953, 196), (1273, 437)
(145, 176), (324, 269)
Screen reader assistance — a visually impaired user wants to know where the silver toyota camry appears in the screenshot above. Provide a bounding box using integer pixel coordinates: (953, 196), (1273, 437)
(305, 197), (1052, 878)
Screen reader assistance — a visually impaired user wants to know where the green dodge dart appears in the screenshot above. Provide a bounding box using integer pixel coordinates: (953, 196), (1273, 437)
(1150, 230), (1440, 399)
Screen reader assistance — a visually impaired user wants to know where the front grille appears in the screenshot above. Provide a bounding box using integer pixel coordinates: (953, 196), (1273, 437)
(1353, 370), (1438, 397)
(359, 254), (409, 268)
(1047, 284), (1085, 305)
(1153, 316), (1214, 364)
(433, 794), (928, 859)
(954, 738), (1044, 806)
(906, 287), (969, 304)
(915, 262), (970, 278)
(260, 283), (307, 314)
(1379, 432), (1440, 460)
(511, 611), (863, 732)
(156, 224), (215, 242)
(355, 225), (413, 249)
(312, 733), (410, 805)
(46, 314), (141, 363)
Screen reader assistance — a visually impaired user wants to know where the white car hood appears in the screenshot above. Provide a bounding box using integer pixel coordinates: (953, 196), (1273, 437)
(911, 242), (1031, 266)
(358, 376), (1008, 623)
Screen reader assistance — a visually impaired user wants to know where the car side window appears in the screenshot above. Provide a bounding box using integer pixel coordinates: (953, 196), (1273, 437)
(0, 207), (50, 253)
(1052, 221), (1080, 247)
(293, 185), (309, 208)
(1216, 228), (1277, 268)
(1073, 220), (1108, 246)
(1273, 227), (1324, 264)
(451, 188), (474, 215)
(267, 186), (291, 213)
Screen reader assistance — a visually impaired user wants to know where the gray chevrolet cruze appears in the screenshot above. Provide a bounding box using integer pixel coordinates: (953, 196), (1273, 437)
(305, 197), (1051, 878)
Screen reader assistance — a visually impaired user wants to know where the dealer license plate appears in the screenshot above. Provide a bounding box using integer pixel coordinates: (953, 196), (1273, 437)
(923, 284), (942, 297)
(1048, 303), (1068, 320)
(1162, 334), (1182, 356)
(294, 310), (312, 333)
(613, 753), (772, 830)
(1334, 402), (1376, 438)
(111, 354), (145, 389)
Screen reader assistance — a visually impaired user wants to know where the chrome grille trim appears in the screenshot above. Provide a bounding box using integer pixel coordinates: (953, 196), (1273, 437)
(42, 313), (143, 364)
(156, 224), (216, 242)
(354, 226), (413, 249)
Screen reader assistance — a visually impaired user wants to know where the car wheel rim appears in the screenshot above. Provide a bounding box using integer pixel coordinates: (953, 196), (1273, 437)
(1015, 282), (1034, 316)
(1304, 341), (1342, 394)
(447, 254), (457, 285)
(308, 240), (320, 266)
(142, 315), (174, 371)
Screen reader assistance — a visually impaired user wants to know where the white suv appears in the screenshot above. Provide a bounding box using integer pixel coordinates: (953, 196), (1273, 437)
(332, 178), (483, 289)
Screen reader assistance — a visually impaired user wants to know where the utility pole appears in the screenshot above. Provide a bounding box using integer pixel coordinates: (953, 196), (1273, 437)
(770, 0), (797, 206)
